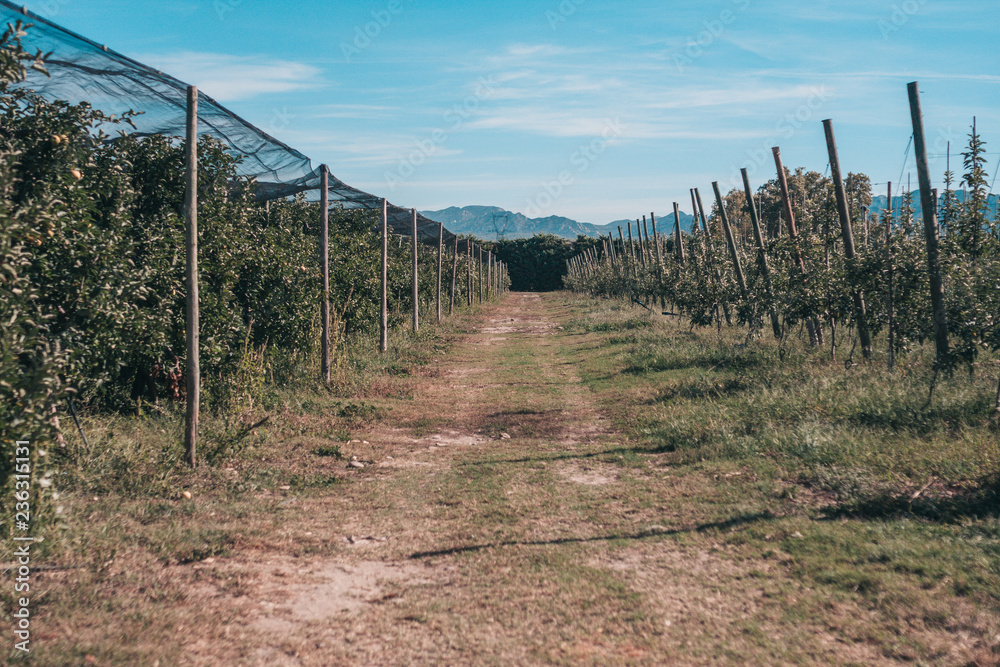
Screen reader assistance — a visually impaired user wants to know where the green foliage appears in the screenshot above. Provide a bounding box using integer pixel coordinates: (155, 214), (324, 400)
(491, 233), (598, 291)
(0, 25), (484, 507)
(568, 139), (1000, 380)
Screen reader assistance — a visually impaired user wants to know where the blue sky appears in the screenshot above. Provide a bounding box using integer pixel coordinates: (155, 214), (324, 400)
(24, 0), (1000, 223)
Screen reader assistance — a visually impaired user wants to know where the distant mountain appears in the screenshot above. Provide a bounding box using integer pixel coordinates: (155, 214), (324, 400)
(423, 191), (997, 241)
(420, 205), (696, 241)
(869, 191), (999, 220)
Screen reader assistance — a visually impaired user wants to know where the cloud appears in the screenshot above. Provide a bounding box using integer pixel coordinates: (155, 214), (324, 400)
(137, 51), (323, 101)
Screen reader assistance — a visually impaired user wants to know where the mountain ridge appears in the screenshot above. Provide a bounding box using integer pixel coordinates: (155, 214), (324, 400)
(420, 205), (695, 241)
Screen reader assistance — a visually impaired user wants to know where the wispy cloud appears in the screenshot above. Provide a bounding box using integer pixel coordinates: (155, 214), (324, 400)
(137, 51), (324, 101)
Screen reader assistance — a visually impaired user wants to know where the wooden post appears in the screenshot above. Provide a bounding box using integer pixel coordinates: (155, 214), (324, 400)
(320, 165), (331, 384)
(824, 119), (873, 359)
(886, 181), (895, 370)
(411, 209), (419, 333)
(642, 215), (652, 263)
(449, 237), (458, 315)
(741, 168), (782, 339)
(436, 222), (443, 323)
(695, 187), (733, 327)
(671, 204), (684, 264)
(637, 219), (647, 268)
(184, 85), (199, 468)
(773, 147), (822, 347)
(478, 245), (484, 303)
(713, 181), (749, 301)
(466, 241), (472, 306)
(380, 199), (388, 352)
(650, 213), (662, 267)
(907, 81), (949, 364)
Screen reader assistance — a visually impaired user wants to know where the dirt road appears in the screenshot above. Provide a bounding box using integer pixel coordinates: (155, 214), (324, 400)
(178, 292), (891, 665)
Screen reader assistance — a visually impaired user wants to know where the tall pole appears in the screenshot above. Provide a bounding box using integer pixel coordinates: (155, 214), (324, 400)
(637, 220), (647, 268)
(411, 209), (419, 333)
(741, 168), (781, 339)
(886, 181), (895, 371)
(650, 214), (662, 267)
(436, 222), (443, 323)
(695, 186), (732, 327)
(449, 236), (458, 315)
(907, 81), (949, 364)
(671, 205), (684, 264)
(773, 147), (822, 347)
(466, 241), (472, 306)
(823, 119), (872, 358)
(642, 215), (652, 264)
(319, 165), (331, 384)
(478, 245), (484, 304)
(184, 85), (199, 468)
(380, 199), (388, 352)
(713, 181), (748, 301)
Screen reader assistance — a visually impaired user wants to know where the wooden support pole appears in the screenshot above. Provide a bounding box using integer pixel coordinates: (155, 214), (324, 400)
(671, 204), (684, 264)
(637, 219), (648, 268)
(466, 241), (472, 306)
(478, 245), (484, 304)
(713, 181), (749, 301)
(773, 146), (822, 347)
(319, 165), (331, 384)
(626, 223), (636, 278)
(907, 81), (949, 364)
(741, 168), (781, 339)
(487, 251), (493, 299)
(823, 119), (873, 358)
(886, 181), (895, 370)
(449, 236), (458, 316)
(650, 213), (662, 267)
(642, 215), (651, 263)
(411, 209), (419, 333)
(184, 85), (199, 468)
(380, 198), (388, 352)
(436, 222), (443, 323)
(695, 186), (732, 327)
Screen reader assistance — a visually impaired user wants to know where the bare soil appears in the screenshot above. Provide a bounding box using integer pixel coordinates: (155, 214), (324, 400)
(29, 292), (997, 665)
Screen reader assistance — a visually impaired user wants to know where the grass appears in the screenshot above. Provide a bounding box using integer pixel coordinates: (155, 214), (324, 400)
(0, 304), (489, 665)
(4, 292), (999, 664)
(560, 292), (1000, 657)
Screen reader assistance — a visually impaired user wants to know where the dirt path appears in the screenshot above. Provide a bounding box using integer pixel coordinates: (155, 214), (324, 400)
(178, 293), (885, 665)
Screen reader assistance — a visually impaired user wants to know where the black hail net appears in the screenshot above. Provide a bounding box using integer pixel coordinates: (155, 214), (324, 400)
(2, 0), (453, 244)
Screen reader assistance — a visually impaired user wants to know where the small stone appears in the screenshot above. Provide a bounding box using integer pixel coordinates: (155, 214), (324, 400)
(202, 557), (216, 564)
(182, 491), (192, 500)
(791, 531), (804, 539)
(500, 432), (511, 439)
(279, 485), (291, 490)
(350, 461), (365, 469)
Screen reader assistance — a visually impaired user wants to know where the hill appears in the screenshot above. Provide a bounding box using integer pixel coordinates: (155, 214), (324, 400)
(420, 205), (696, 241)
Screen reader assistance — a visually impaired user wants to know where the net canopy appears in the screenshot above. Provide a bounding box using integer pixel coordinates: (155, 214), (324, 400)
(1, 0), (453, 243)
